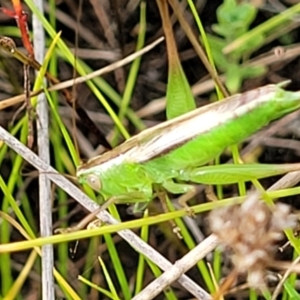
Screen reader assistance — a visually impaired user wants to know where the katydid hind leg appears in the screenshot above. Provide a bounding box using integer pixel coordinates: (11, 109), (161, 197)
(183, 163), (300, 185)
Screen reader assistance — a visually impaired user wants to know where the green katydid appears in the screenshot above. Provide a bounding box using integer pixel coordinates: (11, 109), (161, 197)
(77, 83), (300, 211)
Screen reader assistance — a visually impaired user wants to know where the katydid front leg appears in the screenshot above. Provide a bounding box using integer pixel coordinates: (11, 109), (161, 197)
(77, 192), (151, 230)
(55, 192), (152, 233)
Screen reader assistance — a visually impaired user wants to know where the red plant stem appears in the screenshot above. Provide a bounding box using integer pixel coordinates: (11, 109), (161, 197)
(1, 1), (34, 58)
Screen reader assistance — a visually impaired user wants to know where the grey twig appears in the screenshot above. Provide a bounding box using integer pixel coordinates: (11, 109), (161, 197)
(32, 1), (55, 299)
(132, 235), (218, 300)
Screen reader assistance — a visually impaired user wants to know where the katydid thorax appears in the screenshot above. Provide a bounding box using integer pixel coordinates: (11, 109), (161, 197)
(77, 84), (300, 210)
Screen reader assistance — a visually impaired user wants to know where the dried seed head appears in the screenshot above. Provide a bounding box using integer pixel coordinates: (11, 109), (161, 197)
(209, 195), (297, 289)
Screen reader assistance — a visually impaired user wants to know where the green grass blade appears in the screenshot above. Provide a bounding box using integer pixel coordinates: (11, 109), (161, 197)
(98, 256), (121, 299)
(104, 233), (131, 299)
(157, 0), (196, 120)
(283, 281), (300, 299)
(134, 210), (149, 295)
(111, 1), (147, 144)
(78, 274), (118, 299)
(118, 2), (146, 122)
(187, 0), (223, 99)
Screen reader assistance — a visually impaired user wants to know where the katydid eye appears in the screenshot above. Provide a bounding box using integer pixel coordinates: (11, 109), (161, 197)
(86, 174), (102, 190)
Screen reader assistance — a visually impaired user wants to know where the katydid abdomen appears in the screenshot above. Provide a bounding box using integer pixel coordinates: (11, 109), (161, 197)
(77, 84), (300, 202)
